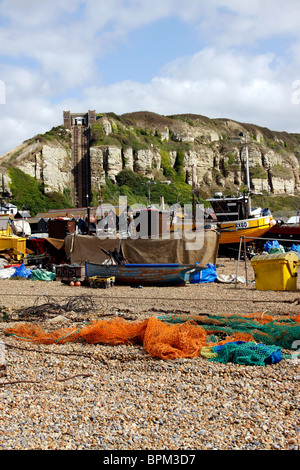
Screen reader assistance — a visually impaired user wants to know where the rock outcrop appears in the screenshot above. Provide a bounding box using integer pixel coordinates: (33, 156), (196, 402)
(89, 112), (300, 197)
(1, 112), (300, 203)
(0, 140), (72, 195)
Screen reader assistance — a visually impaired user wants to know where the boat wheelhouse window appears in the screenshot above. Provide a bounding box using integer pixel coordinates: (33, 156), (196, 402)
(208, 197), (249, 222)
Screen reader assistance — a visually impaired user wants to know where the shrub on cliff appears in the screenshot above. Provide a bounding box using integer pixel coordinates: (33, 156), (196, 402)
(8, 168), (73, 216)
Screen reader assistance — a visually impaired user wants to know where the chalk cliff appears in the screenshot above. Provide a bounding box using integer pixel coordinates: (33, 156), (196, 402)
(0, 112), (299, 203)
(89, 112), (300, 197)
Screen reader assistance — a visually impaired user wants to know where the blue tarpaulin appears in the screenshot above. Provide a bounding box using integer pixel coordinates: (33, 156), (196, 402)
(191, 263), (217, 284)
(11, 264), (32, 279)
(264, 240), (285, 253)
(290, 243), (300, 253)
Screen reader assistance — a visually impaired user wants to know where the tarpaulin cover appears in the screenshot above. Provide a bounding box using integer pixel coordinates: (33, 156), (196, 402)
(27, 238), (65, 254)
(121, 230), (219, 265)
(291, 243), (300, 253)
(0, 267), (15, 278)
(46, 238), (65, 251)
(30, 268), (56, 281)
(264, 240), (285, 253)
(64, 230), (219, 266)
(264, 240), (280, 252)
(64, 234), (121, 265)
(191, 263), (217, 284)
(11, 264), (32, 279)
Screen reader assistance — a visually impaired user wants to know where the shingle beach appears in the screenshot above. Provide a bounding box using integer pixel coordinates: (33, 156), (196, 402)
(0, 257), (299, 451)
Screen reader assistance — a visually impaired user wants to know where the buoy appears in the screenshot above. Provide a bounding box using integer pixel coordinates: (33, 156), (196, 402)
(75, 281), (81, 287)
(70, 281), (75, 286)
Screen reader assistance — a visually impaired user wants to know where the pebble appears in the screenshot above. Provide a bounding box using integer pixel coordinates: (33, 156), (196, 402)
(0, 257), (299, 451)
(0, 337), (299, 451)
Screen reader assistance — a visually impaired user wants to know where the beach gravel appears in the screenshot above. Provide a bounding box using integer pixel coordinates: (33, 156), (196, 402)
(0, 257), (299, 451)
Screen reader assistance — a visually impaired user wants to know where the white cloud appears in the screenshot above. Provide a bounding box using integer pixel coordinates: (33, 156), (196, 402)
(73, 46), (295, 131)
(0, 0), (300, 155)
(0, 0), (82, 27)
(195, 0), (300, 48)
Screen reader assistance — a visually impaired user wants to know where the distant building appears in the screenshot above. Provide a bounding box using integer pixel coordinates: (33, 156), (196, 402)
(287, 216), (300, 225)
(27, 217), (49, 236)
(63, 110), (96, 129)
(15, 210), (31, 219)
(0, 202), (17, 216)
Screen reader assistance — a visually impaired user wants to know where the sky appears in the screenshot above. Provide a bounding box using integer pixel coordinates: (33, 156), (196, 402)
(0, 0), (300, 156)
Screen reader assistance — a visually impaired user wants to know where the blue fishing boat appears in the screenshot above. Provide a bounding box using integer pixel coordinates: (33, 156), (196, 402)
(85, 260), (204, 286)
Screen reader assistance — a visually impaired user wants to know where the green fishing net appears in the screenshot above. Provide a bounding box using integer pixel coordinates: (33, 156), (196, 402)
(210, 341), (283, 366)
(158, 313), (300, 350)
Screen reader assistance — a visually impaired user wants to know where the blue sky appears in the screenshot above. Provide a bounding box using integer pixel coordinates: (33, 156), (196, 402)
(0, 0), (300, 155)
(98, 16), (202, 85)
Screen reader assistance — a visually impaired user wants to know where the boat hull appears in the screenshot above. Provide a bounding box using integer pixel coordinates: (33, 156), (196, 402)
(85, 261), (203, 286)
(218, 216), (275, 245)
(261, 224), (300, 246)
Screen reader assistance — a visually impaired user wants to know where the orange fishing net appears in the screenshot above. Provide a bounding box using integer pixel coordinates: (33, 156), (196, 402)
(5, 317), (208, 360)
(5, 312), (300, 360)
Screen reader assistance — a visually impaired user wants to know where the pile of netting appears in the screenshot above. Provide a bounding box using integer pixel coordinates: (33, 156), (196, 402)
(4, 311), (300, 365)
(158, 311), (300, 350)
(5, 317), (206, 361)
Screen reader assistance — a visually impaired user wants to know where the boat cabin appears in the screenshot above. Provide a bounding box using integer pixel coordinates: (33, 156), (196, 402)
(207, 193), (250, 222)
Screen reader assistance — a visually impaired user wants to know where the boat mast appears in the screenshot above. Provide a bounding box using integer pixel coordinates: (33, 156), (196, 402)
(244, 133), (251, 217)
(245, 134), (250, 195)
(191, 163), (196, 231)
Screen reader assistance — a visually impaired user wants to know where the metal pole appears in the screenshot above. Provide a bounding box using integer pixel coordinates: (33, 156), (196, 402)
(86, 194), (90, 235)
(148, 181), (151, 207)
(235, 236), (243, 288)
(241, 235), (300, 244)
(245, 134), (250, 194)
(98, 180), (103, 220)
(243, 236), (248, 284)
(191, 164), (196, 231)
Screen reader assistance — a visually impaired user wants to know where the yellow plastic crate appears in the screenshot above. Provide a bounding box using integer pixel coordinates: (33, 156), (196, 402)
(88, 276), (115, 288)
(250, 252), (299, 291)
(0, 235), (27, 261)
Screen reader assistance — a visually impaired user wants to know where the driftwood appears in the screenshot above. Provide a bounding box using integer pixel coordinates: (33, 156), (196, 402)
(0, 341), (6, 377)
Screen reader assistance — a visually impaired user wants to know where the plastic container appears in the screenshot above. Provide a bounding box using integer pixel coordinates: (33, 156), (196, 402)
(0, 235), (26, 261)
(250, 252), (299, 291)
(55, 264), (85, 282)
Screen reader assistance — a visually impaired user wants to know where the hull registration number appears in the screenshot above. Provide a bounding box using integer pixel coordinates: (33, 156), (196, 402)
(235, 221), (249, 229)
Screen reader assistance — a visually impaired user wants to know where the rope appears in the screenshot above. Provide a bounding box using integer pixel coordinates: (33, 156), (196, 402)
(1, 292), (297, 303)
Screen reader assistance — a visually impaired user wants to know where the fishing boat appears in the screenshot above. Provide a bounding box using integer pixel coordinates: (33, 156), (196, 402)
(206, 134), (275, 250)
(206, 192), (276, 245)
(261, 214), (300, 248)
(85, 260), (204, 286)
